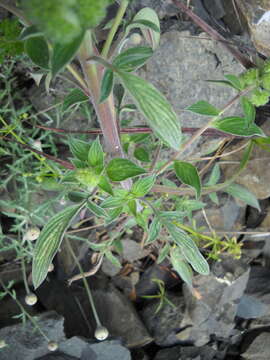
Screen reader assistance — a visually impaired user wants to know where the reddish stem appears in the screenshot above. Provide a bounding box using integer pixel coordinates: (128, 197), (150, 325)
(172, 0), (255, 69)
(36, 125), (235, 137)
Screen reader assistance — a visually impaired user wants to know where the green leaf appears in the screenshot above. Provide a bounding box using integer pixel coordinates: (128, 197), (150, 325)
(105, 207), (123, 223)
(32, 203), (84, 288)
(206, 79), (239, 89)
(63, 88), (88, 112)
(224, 183), (260, 211)
(107, 158), (146, 181)
(134, 147), (151, 162)
(130, 20), (160, 33)
(146, 217), (162, 244)
(87, 200), (108, 217)
(212, 117), (265, 137)
(241, 96), (256, 125)
(131, 175), (156, 197)
(165, 222), (209, 275)
(186, 100), (220, 116)
(205, 163), (220, 205)
(19, 25), (42, 40)
(157, 242), (170, 264)
(127, 199), (137, 216)
(51, 32), (84, 77)
(105, 251), (122, 268)
(126, 7), (160, 49)
(118, 72), (182, 150)
(88, 137), (104, 168)
(206, 163), (220, 185)
(101, 196), (125, 209)
(174, 161), (201, 198)
(170, 248), (193, 286)
(224, 74), (243, 90)
(67, 191), (89, 203)
(113, 47), (153, 72)
(69, 138), (90, 162)
(98, 175), (114, 195)
(99, 69), (114, 103)
(25, 36), (50, 69)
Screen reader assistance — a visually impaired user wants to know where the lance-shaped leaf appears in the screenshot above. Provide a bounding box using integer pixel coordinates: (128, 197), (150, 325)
(87, 200), (108, 217)
(174, 161), (201, 198)
(25, 36), (50, 69)
(99, 69), (114, 103)
(134, 147), (151, 162)
(126, 7), (160, 49)
(51, 32), (85, 77)
(212, 117), (264, 137)
(63, 88), (88, 112)
(107, 158), (146, 181)
(186, 100), (220, 116)
(69, 138), (91, 161)
(113, 46), (153, 72)
(224, 183), (260, 211)
(118, 72), (182, 150)
(32, 203), (84, 289)
(88, 137), (104, 168)
(170, 247), (193, 286)
(131, 175), (156, 197)
(146, 217), (162, 244)
(205, 163), (220, 205)
(241, 96), (256, 125)
(165, 222), (209, 275)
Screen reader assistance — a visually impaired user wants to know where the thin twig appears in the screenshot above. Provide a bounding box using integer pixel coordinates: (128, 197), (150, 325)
(172, 0), (255, 69)
(35, 124), (236, 137)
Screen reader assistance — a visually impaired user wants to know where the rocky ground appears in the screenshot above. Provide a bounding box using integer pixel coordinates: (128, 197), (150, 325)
(1, 0), (270, 359)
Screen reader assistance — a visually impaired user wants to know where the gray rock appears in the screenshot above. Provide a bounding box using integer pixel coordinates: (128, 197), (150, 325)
(141, 292), (185, 346)
(93, 283), (153, 348)
(36, 354), (78, 360)
(101, 256), (121, 277)
(242, 332), (270, 360)
(129, 0), (179, 19)
(80, 340), (131, 360)
(137, 30), (243, 128)
(176, 256), (250, 346)
(121, 239), (149, 262)
(241, 266), (270, 326)
(237, 0), (270, 56)
(222, 121), (270, 199)
(237, 294), (269, 319)
(0, 312), (66, 360)
(154, 345), (219, 360)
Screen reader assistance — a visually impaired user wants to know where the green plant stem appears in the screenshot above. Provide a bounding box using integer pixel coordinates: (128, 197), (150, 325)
(0, 116), (58, 174)
(101, 0), (129, 58)
(66, 64), (89, 93)
(65, 238), (102, 327)
(0, 279), (50, 341)
(0, 1), (29, 25)
(78, 31), (123, 157)
(21, 257), (30, 294)
(156, 87), (254, 176)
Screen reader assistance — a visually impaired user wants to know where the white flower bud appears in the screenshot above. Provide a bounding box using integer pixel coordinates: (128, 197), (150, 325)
(129, 33), (142, 45)
(47, 341), (58, 352)
(25, 293), (38, 306)
(94, 325), (109, 341)
(48, 263), (54, 272)
(0, 340), (7, 349)
(24, 227), (40, 241)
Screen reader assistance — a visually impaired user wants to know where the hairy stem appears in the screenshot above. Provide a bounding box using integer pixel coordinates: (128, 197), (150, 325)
(101, 0), (129, 58)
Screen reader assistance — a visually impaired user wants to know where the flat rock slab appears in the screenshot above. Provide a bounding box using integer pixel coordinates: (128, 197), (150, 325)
(242, 332), (270, 360)
(0, 312), (66, 360)
(177, 256), (250, 346)
(137, 30), (243, 128)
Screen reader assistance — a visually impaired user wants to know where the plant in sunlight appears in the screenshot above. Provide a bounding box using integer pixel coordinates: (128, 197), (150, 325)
(0, 0), (268, 291)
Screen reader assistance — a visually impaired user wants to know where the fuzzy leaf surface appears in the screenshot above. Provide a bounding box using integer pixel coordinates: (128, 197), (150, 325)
(32, 203), (84, 288)
(118, 72), (182, 150)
